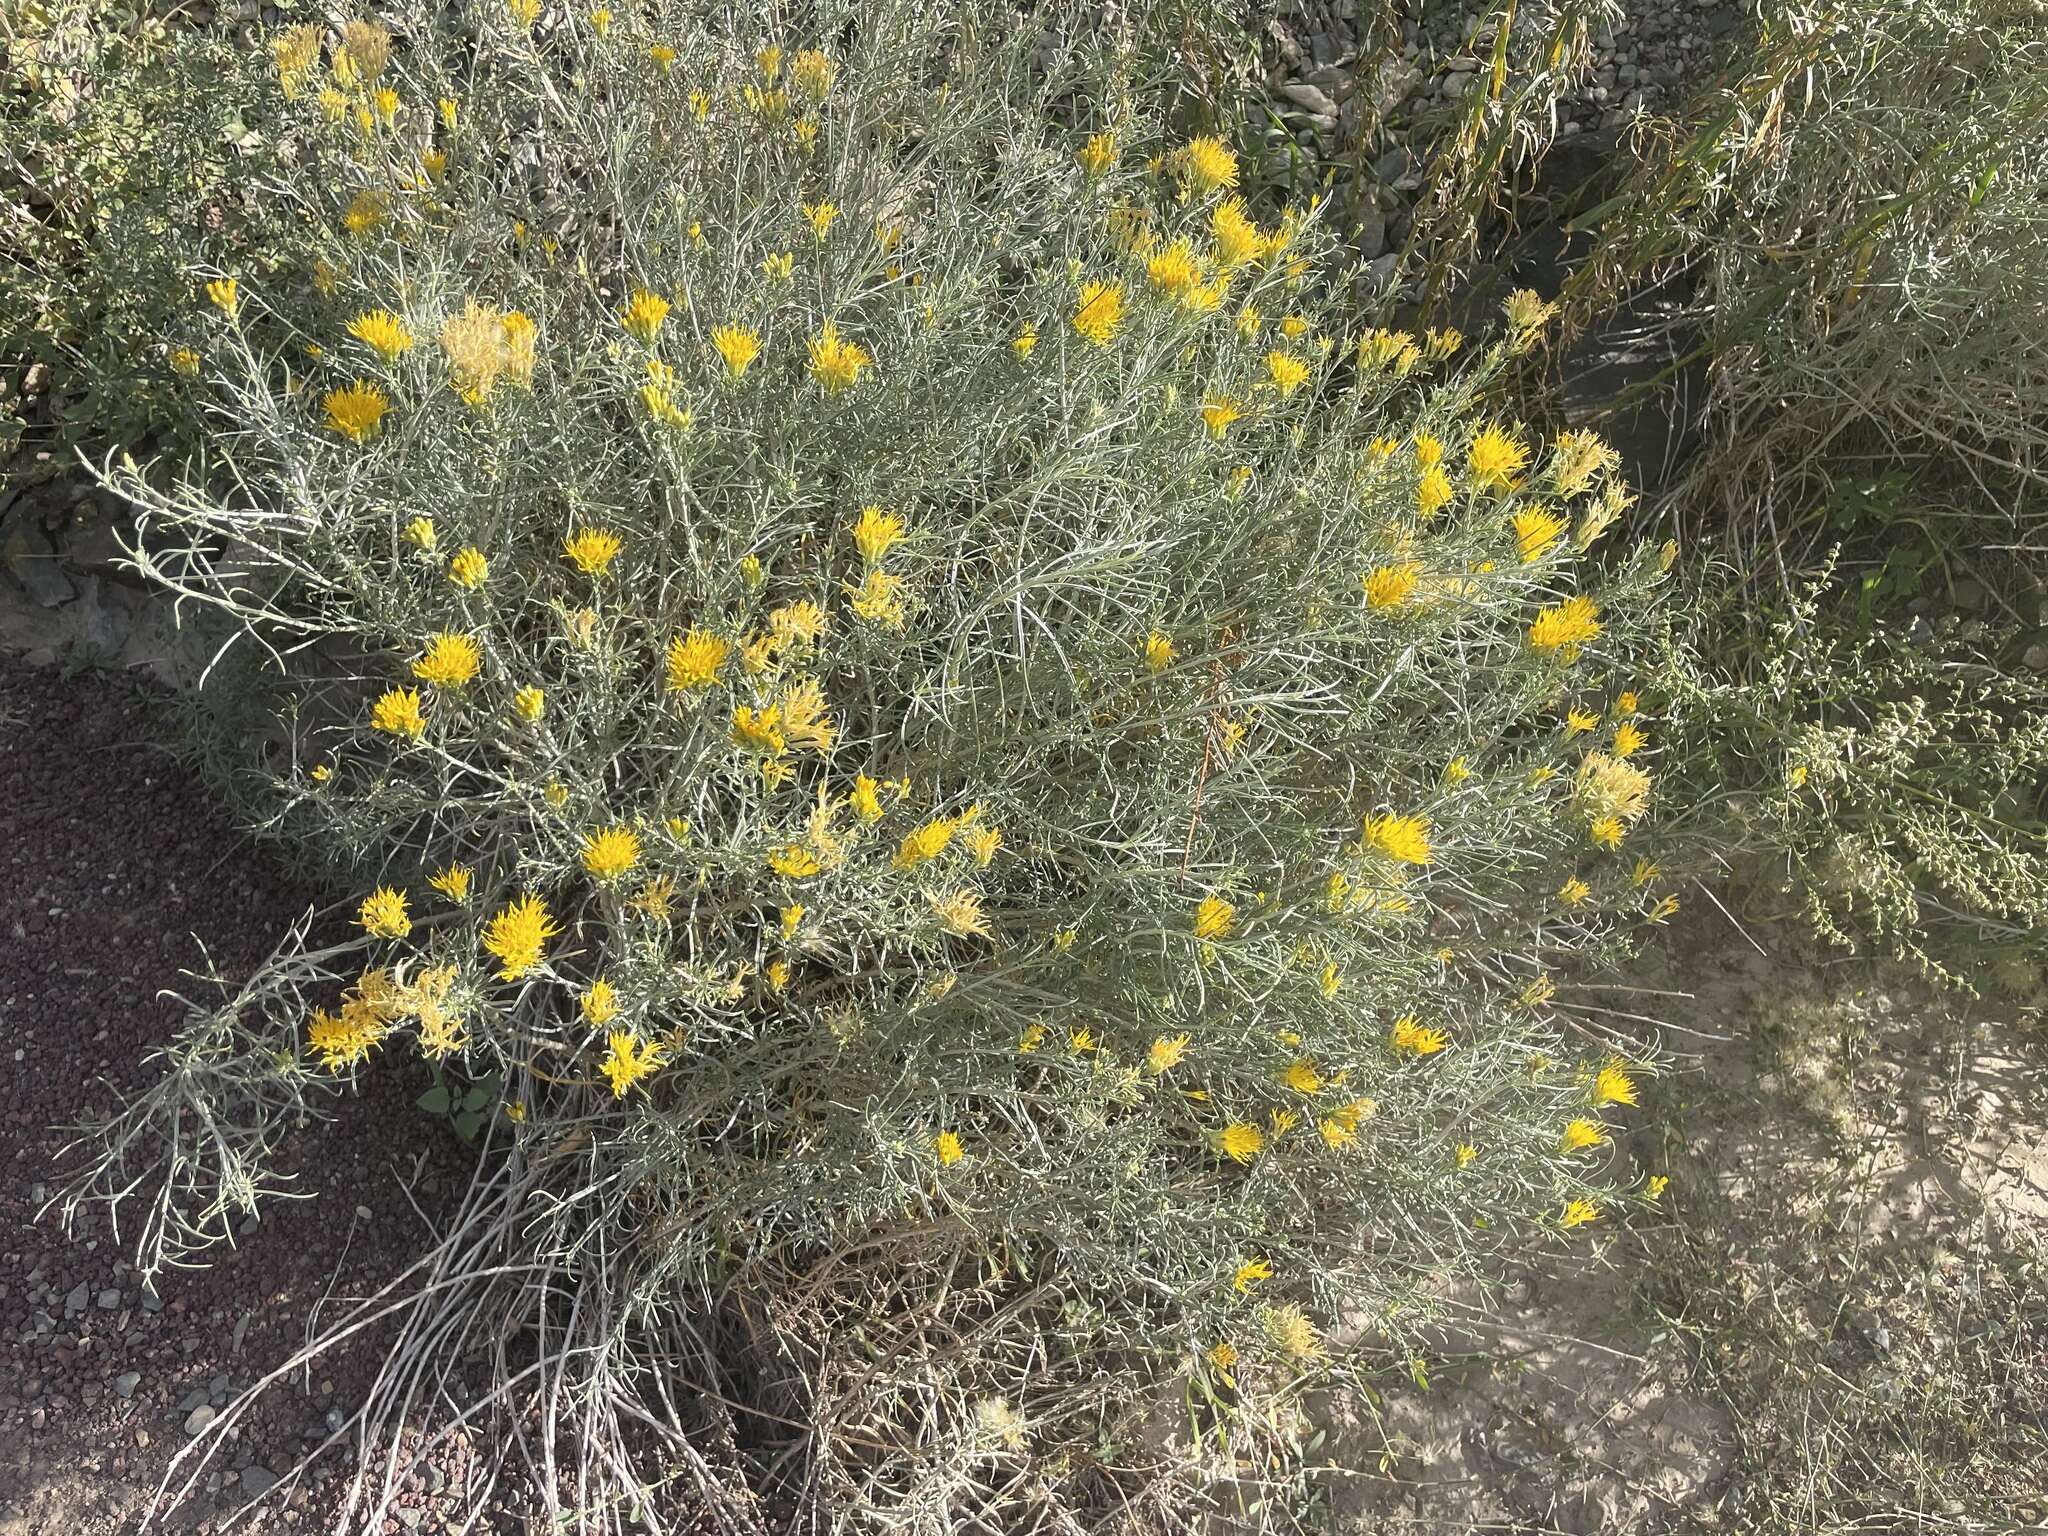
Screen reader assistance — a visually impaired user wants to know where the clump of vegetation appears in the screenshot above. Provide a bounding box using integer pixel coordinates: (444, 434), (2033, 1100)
(1659, 563), (2048, 996)
(0, 0), (287, 470)
(1571, 0), (2048, 558)
(66, 0), (1687, 1526)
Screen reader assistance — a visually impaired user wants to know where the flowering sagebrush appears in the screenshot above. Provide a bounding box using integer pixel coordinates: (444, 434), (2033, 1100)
(97, 14), (1680, 1528)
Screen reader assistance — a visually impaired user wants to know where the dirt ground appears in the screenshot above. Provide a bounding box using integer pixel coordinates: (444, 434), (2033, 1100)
(1311, 931), (2048, 1533)
(3, 652), (2044, 1535)
(0, 660), (484, 1535)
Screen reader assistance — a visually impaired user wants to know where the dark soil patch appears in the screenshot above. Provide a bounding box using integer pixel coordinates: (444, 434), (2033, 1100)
(0, 659), (481, 1534)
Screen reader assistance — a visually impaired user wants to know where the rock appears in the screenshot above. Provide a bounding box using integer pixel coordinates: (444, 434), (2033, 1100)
(1354, 205), (1388, 259)
(30, 1407), (45, 1430)
(240, 1467), (279, 1497)
(114, 1371), (141, 1400)
(64, 1282), (89, 1314)
(2021, 642), (2048, 671)
(1949, 578), (1986, 611)
(184, 1403), (218, 1436)
(1280, 81), (1339, 117)
(76, 579), (133, 660)
(96, 1288), (120, 1310)
(4, 518), (76, 608)
(140, 1291), (163, 1313)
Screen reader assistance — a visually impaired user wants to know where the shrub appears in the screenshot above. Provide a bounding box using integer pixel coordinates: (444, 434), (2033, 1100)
(1659, 564), (2048, 996)
(1569, 0), (2048, 553)
(0, 0), (289, 472)
(77, 0), (1686, 1525)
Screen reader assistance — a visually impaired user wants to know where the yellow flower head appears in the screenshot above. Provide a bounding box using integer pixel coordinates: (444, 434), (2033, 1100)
(850, 504), (906, 563)
(371, 687), (427, 739)
(1143, 628), (1176, 673)
(731, 704), (785, 755)
(1233, 1257), (1273, 1293)
(1217, 1121), (1264, 1164)
(666, 629), (729, 691)
(1592, 1063), (1638, 1106)
(790, 47), (834, 100)
(893, 813), (958, 869)
(1561, 1197), (1600, 1229)
(1181, 135), (1239, 193)
(581, 825), (642, 882)
(1512, 506), (1569, 564)
(206, 276), (239, 315)
(1146, 240), (1200, 297)
(619, 289), (670, 344)
(848, 566), (908, 627)
(323, 381), (389, 443)
(307, 1003), (387, 1071)
(448, 547), (489, 589)
(1468, 424), (1530, 492)
(600, 1030), (664, 1097)
(761, 251), (795, 281)
(1078, 131), (1116, 176)
(1558, 876), (1591, 906)
(711, 324), (762, 377)
(562, 527), (623, 577)
(1415, 467), (1455, 518)
(1455, 1142), (1479, 1168)
(807, 320), (872, 394)
(1193, 893), (1235, 941)
(1200, 395), (1243, 440)
(1212, 197), (1264, 268)
(1363, 562), (1421, 611)
(767, 845), (822, 879)
(1011, 323), (1038, 359)
(1528, 594), (1602, 653)
(1390, 1015), (1448, 1057)
(1072, 281), (1125, 347)
(428, 864), (472, 904)
(1612, 722), (1647, 758)
(412, 631), (481, 688)
(481, 893), (558, 979)
(647, 43), (676, 73)
(1561, 1117), (1608, 1152)
(1147, 1034), (1190, 1074)
(931, 888), (992, 938)
(358, 886), (411, 939)
(342, 189), (388, 238)
(348, 309), (414, 361)
(755, 44), (783, 80)
(581, 978), (620, 1026)
(1506, 288), (1558, 335)
(778, 676), (836, 753)
(1365, 812), (1432, 866)
(1567, 707), (1601, 735)
(1282, 1058), (1321, 1093)
(850, 775), (885, 823)
(934, 1130), (965, 1167)
(1265, 351), (1310, 399)
(801, 200), (839, 241)
(1265, 1304), (1322, 1362)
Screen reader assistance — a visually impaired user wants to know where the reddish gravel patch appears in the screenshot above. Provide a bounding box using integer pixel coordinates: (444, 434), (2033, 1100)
(0, 660), (483, 1534)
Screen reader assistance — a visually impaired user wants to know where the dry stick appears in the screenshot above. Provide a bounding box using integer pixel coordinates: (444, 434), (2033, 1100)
(1179, 652), (1236, 883)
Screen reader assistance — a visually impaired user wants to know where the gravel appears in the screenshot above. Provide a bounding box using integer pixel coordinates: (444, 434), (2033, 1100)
(0, 657), (473, 1533)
